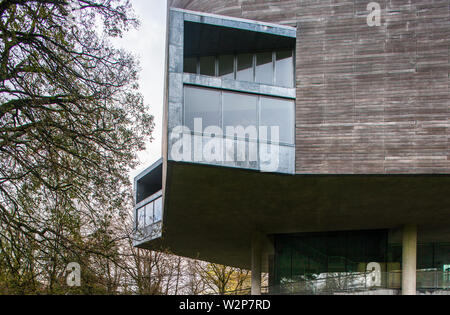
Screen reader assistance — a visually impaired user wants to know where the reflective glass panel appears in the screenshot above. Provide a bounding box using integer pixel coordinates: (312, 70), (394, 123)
(145, 203), (153, 226)
(184, 86), (221, 131)
(276, 50), (294, 87)
(255, 52), (273, 85)
(223, 92), (257, 136)
(154, 198), (163, 223)
(237, 53), (253, 82)
(137, 207), (145, 230)
(274, 231), (388, 286)
(260, 97), (295, 144)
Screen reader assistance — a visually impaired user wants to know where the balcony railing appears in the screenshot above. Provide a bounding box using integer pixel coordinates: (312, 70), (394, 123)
(135, 191), (163, 243)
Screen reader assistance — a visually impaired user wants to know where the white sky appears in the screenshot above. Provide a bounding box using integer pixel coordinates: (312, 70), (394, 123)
(112, 0), (168, 179)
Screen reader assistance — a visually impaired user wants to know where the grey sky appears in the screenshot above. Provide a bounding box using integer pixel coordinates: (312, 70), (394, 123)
(112, 0), (168, 178)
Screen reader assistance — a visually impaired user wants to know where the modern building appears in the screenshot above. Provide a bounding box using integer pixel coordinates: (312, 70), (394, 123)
(134, 0), (450, 295)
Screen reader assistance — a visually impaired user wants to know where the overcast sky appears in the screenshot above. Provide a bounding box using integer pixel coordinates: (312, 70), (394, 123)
(112, 0), (168, 179)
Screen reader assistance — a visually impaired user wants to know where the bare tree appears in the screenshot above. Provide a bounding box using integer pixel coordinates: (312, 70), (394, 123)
(0, 0), (153, 294)
(191, 261), (251, 295)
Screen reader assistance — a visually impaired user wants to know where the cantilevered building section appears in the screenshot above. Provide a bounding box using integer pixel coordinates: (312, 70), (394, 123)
(135, 0), (450, 295)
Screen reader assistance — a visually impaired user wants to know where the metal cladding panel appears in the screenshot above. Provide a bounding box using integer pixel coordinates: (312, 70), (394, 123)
(169, 0), (450, 174)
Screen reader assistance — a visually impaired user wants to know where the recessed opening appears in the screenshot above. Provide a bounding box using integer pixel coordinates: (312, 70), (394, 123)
(183, 21), (296, 87)
(136, 162), (163, 204)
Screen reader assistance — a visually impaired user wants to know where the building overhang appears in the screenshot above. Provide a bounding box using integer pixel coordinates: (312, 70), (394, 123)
(137, 161), (450, 270)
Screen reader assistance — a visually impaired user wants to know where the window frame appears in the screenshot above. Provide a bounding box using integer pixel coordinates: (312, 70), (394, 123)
(183, 85), (295, 146)
(135, 195), (164, 230)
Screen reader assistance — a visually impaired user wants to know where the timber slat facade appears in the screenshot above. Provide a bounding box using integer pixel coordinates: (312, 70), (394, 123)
(169, 0), (450, 174)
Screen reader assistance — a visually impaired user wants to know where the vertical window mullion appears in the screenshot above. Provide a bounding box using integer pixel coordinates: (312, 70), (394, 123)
(234, 54), (237, 80)
(196, 56), (200, 75)
(292, 48), (295, 88)
(215, 55), (219, 77)
(220, 90), (224, 131)
(272, 51), (276, 86)
(252, 53), (256, 82)
(152, 201), (155, 225)
(257, 95), (261, 166)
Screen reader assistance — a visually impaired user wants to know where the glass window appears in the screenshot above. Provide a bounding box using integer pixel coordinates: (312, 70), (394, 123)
(137, 207), (145, 230)
(184, 56), (197, 74)
(237, 53), (253, 82)
(184, 86), (221, 131)
(154, 198), (163, 222)
(274, 231), (388, 287)
(223, 92), (257, 134)
(145, 203), (153, 226)
(255, 52), (273, 85)
(200, 56), (216, 76)
(260, 97), (295, 144)
(276, 50), (294, 87)
(219, 55), (234, 79)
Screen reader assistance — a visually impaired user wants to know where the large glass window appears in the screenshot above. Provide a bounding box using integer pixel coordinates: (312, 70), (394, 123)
(184, 86), (221, 131)
(276, 50), (294, 87)
(255, 52), (273, 85)
(223, 92), (257, 133)
(274, 231), (388, 285)
(236, 53), (254, 82)
(260, 97), (295, 144)
(184, 86), (294, 145)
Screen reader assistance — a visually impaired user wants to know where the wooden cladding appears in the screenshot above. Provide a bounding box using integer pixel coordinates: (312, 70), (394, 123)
(169, 0), (450, 174)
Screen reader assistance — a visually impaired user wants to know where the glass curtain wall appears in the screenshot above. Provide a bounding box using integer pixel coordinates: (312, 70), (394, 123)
(273, 230), (389, 285)
(273, 231), (450, 291)
(184, 86), (294, 145)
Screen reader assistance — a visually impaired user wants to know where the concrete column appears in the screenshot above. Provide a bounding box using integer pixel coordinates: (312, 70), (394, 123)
(402, 225), (417, 295)
(251, 232), (262, 296)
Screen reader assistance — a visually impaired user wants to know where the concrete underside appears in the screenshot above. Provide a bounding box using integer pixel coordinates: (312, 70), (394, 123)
(138, 161), (450, 270)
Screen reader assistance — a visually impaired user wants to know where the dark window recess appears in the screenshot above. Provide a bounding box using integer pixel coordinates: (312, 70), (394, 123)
(184, 50), (294, 87)
(276, 50), (294, 87)
(199, 56), (216, 76)
(184, 20), (295, 87)
(237, 53), (254, 82)
(135, 161), (162, 204)
(219, 54), (234, 79)
(255, 52), (273, 85)
(184, 56), (197, 74)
